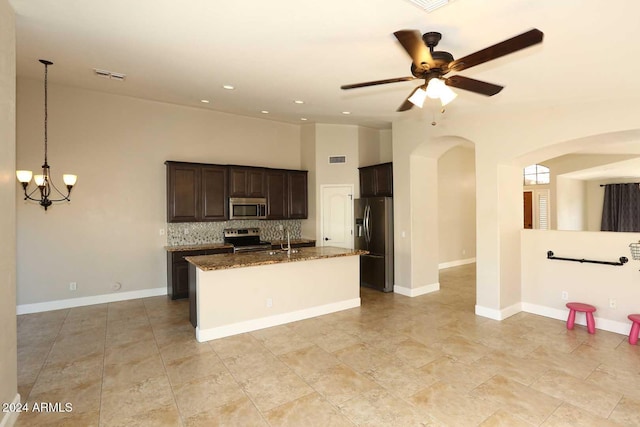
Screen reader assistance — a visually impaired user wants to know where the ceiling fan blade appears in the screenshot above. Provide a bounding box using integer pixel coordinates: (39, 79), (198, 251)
(446, 28), (543, 73)
(394, 30), (434, 69)
(445, 75), (503, 96)
(397, 86), (422, 112)
(341, 76), (416, 90)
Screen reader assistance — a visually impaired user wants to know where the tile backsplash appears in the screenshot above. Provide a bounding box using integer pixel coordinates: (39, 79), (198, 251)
(167, 220), (302, 246)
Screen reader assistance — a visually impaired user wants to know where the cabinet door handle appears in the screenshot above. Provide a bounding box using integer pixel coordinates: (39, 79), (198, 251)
(324, 237), (330, 241)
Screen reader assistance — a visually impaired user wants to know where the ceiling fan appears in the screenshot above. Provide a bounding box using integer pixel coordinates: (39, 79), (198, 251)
(341, 28), (543, 111)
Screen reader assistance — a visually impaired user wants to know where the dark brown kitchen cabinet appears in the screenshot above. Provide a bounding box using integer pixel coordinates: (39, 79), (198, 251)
(287, 170), (308, 218)
(359, 162), (393, 197)
(229, 167), (265, 197)
(166, 162), (199, 222)
(266, 170), (288, 219)
(201, 166), (228, 220)
(167, 247), (232, 300)
(166, 162), (228, 222)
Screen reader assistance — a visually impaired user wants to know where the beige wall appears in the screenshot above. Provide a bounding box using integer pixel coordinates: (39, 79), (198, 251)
(196, 254), (360, 341)
(307, 123), (384, 243)
(300, 124), (317, 239)
(379, 129), (392, 163)
(542, 154), (639, 230)
(314, 124), (359, 192)
(522, 229), (640, 334)
(438, 146), (476, 264)
(556, 177), (586, 230)
(394, 99), (640, 318)
(16, 78), (301, 306)
(0, 0), (18, 419)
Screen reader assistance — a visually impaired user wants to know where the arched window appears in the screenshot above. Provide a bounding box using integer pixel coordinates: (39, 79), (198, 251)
(523, 164), (549, 185)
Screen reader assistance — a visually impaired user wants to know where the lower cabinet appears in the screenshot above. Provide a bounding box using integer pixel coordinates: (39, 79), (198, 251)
(167, 248), (232, 300)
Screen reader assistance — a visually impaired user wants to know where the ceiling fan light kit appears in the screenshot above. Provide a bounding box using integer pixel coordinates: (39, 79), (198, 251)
(405, 0), (453, 13)
(341, 28), (543, 112)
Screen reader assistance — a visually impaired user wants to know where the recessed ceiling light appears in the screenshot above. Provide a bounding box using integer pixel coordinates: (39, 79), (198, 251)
(222, 85), (235, 90)
(293, 100), (304, 104)
(300, 118), (308, 121)
(342, 111), (351, 115)
(200, 99), (210, 104)
(261, 110), (269, 114)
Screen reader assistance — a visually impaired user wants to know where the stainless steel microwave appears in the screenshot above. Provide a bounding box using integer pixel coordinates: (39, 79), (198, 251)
(229, 197), (267, 220)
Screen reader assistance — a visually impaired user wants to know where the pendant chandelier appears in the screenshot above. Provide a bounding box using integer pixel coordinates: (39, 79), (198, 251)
(16, 59), (77, 210)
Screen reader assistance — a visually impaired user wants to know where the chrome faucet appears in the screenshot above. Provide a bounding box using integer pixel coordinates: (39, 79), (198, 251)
(281, 227), (291, 256)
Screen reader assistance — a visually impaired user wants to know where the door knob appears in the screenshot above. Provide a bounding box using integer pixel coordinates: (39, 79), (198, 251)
(324, 237), (330, 241)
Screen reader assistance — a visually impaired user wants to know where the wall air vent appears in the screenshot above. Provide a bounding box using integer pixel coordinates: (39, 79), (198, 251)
(93, 68), (126, 81)
(328, 155), (347, 164)
(404, 0), (454, 13)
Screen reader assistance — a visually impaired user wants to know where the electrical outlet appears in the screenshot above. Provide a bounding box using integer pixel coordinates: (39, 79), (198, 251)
(266, 298), (273, 308)
(609, 298), (617, 309)
(184, 229), (190, 235)
(462, 249), (466, 255)
(278, 225), (284, 231)
(69, 282), (77, 291)
(159, 229), (165, 236)
(561, 291), (568, 301)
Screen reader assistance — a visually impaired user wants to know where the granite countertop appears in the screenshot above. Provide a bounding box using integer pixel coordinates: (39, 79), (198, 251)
(165, 243), (234, 252)
(185, 246), (367, 271)
(165, 238), (316, 252)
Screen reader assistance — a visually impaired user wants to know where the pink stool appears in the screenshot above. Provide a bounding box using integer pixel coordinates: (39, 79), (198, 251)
(628, 314), (640, 345)
(566, 302), (596, 334)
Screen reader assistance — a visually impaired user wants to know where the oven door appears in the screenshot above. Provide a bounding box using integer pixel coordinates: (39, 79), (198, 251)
(229, 198), (267, 219)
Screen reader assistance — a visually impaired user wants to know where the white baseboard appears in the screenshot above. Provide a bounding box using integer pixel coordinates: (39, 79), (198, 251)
(16, 287), (167, 315)
(196, 298), (361, 342)
(0, 393), (21, 427)
(439, 257), (476, 270)
(521, 302), (631, 336)
(475, 302), (522, 321)
(393, 282), (440, 297)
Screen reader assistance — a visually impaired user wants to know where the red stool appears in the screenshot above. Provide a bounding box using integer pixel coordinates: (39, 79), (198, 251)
(566, 302), (596, 334)
(628, 314), (640, 345)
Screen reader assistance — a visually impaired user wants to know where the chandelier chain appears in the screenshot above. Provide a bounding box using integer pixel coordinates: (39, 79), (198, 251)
(44, 61), (48, 165)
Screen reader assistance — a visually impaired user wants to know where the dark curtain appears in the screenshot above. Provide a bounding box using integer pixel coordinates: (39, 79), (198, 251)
(601, 183), (640, 232)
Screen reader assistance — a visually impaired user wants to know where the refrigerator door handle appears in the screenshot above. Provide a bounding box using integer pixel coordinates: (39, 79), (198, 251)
(363, 205), (367, 243)
(364, 204), (371, 244)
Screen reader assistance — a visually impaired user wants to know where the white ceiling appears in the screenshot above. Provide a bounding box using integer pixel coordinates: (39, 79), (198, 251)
(10, 0), (640, 130)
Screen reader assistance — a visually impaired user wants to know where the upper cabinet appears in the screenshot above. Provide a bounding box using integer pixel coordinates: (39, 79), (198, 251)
(265, 169), (288, 219)
(359, 162), (393, 197)
(167, 161), (307, 222)
(229, 167), (265, 198)
(166, 162), (228, 222)
(266, 169), (308, 219)
(166, 162), (199, 222)
(201, 165), (229, 220)
(287, 170), (308, 219)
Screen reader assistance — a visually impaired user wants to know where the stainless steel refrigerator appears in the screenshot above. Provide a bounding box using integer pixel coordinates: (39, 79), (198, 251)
(354, 197), (394, 292)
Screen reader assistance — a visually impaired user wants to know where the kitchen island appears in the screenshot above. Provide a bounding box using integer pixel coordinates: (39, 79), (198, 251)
(186, 246), (366, 342)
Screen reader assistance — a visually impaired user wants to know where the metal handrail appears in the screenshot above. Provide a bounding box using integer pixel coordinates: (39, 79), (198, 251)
(546, 250), (628, 266)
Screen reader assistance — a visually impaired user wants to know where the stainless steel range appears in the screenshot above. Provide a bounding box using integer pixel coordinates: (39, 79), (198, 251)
(224, 228), (272, 253)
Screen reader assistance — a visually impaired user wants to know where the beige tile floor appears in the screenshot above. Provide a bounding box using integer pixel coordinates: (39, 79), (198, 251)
(14, 264), (640, 426)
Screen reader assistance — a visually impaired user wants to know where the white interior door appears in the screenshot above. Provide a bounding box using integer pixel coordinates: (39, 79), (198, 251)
(320, 185), (353, 249)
